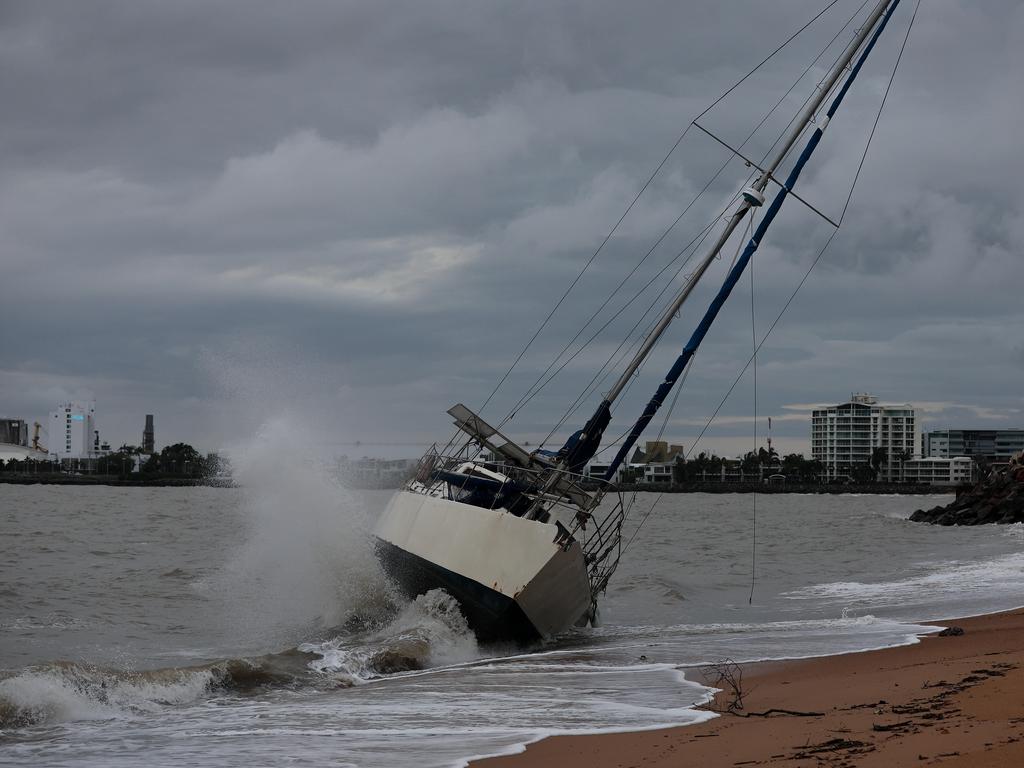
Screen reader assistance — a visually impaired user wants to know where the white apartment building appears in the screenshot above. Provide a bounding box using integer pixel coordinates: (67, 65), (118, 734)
(48, 401), (99, 460)
(901, 456), (975, 486)
(811, 393), (917, 481)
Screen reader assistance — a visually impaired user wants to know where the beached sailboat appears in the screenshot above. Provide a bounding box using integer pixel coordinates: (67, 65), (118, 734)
(375, 0), (909, 643)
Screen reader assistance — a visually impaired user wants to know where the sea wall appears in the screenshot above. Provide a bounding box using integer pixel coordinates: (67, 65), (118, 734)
(910, 454), (1024, 525)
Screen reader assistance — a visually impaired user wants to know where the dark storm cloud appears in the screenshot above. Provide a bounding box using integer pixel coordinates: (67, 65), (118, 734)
(1, 0), (1021, 454)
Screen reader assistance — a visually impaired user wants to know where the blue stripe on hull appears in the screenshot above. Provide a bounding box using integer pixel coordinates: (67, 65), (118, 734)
(374, 538), (542, 645)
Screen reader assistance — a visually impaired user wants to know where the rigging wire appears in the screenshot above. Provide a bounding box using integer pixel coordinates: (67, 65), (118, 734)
(692, 0), (845, 126)
(446, 0), (878, 458)
(510, 0), (872, 438)
(534, 216), (725, 445)
(621, 0), (921, 558)
(477, 128), (690, 415)
(618, 210), (754, 555)
(525, 213), (727, 447)
(748, 221), (758, 606)
(753, 0), (873, 173)
(478, 0), (846, 419)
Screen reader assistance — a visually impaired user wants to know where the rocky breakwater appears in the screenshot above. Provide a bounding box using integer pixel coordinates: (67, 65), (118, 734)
(910, 451), (1024, 526)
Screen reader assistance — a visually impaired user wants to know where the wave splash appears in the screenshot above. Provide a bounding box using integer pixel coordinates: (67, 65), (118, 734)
(304, 589), (480, 683)
(195, 415), (391, 649)
(0, 590), (479, 730)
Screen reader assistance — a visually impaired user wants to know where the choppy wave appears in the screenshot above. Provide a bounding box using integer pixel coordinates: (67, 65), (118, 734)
(1, 589), (479, 730)
(783, 551), (1024, 604)
(0, 652), (307, 729)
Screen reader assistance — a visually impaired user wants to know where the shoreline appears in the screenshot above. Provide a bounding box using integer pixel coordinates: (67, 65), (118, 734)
(0, 475), (234, 487)
(0, 477), (950, 494)
(471, 607), (1024, 767)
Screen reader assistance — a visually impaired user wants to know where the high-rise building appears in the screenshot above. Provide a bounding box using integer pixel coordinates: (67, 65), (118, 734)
(49, 401), (99, 460)
(143, 414), (155, 453)
(811, 393), (917, 481)
(922, 429), (1024, 462)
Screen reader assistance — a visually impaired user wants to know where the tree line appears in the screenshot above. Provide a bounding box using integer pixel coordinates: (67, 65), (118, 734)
(0, 443), (229, 478)
(649, 446), (917, 484)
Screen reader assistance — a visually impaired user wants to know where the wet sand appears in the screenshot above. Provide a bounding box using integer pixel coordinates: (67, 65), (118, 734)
(473, 608), (1024, 767)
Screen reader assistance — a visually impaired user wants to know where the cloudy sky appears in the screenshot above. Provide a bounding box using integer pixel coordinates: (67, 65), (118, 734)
(2, 0), (1021, 460)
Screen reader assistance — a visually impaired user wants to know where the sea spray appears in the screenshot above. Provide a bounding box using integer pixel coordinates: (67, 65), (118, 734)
(303, 589), (480, 682)
(197, 415), (391, 650)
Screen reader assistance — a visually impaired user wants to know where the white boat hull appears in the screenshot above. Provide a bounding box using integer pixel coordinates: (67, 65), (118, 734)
(374, 489), (593, 642)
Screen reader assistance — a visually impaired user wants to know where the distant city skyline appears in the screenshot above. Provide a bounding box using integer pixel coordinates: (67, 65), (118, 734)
(6, 391), (1022, 462)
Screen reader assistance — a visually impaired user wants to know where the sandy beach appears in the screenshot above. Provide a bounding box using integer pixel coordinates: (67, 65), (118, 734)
(474, 608), (1024, 767)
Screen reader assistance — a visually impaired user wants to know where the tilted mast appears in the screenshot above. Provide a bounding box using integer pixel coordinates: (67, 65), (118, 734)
(554, 0), (903, 479)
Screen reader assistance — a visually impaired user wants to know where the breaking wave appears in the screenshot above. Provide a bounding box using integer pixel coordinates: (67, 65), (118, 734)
(304, 590), (480, 682)
(0, 660), (242, 729)
(0, 589), (479, 730)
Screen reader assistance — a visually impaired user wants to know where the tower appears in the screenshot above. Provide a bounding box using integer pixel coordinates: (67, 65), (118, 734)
(143, 414), (155, 453)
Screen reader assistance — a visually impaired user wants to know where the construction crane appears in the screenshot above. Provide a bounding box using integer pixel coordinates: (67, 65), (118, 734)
(32, 421), (46, 453)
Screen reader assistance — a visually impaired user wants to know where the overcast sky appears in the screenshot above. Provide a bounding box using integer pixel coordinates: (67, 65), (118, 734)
(2, 0), (1021, 460)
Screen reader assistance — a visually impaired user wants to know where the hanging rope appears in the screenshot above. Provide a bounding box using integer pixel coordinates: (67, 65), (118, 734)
(748, 222), (758, 605)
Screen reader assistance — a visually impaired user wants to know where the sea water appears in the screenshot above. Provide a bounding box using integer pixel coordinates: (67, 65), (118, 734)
(3, 478), (1023, 767)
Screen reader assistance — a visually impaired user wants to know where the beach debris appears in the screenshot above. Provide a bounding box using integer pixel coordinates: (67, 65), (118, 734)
(699, 659), (746, 713)
(872, 720), (914, 731)
(791, 737), (869, 757)
(938, 626), (965, 637)
(744, 708), (823, 718)
(700, 659), (826, 719)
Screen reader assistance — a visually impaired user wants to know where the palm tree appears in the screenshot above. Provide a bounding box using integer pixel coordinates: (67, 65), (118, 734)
(892, 448), (913, 482)
(870, 446), (888, 481)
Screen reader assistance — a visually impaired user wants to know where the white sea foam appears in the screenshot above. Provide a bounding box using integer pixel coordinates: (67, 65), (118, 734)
(0, 665), (215, 727)
(1003, 522), (1024, 538)
(783, 551), (1024, 603)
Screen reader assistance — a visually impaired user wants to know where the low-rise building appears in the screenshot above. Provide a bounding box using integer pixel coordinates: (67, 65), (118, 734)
(583, 461), (625, 484)
(901, 456), (975, 486)
(639, 462), (675, 483)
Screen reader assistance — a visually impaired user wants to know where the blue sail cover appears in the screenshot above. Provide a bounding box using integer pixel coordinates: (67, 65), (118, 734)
(557, 400), (612, 474)
(602, 0), (903, 482)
